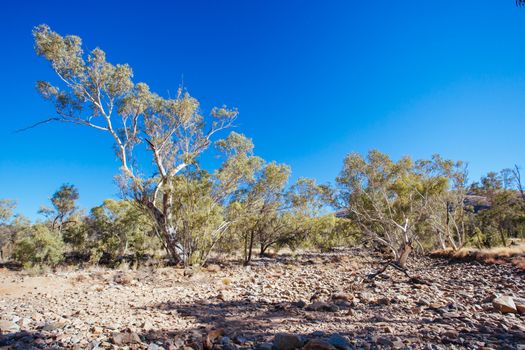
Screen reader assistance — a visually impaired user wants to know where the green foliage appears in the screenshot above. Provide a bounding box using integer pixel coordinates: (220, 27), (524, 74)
(38, 184), (79, 231)
(13, 224), (64, 267)
(335, 150), (451, 262)
(0, 201), (31, 261)
(306, 215), (359, 252)
(33, 25), (244, 264)
(87, 199), (159, 261)
(169, 172), (227, 265)
(0, 199), (16, 223)
(468, 177), (525, 248)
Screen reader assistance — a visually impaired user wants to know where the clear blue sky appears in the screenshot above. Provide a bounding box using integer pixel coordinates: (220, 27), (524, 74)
(1, 0), (525, 219)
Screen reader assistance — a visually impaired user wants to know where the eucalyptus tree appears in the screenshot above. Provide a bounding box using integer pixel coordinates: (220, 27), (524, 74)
(39, 184), (79, 231)
(0, 199), (16, 224)
(227, 162), (290, 264)
(417, 155), (469, 250)
(0, 199), (18, 261)
(32, 25), (252, 264)
(335, 150), (448, 268)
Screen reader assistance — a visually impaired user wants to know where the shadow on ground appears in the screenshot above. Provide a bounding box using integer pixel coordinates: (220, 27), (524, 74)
(136, 297), (525, 350)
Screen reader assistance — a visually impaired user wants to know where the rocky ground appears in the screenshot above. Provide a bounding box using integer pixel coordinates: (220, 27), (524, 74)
(0, 249), (524, 350)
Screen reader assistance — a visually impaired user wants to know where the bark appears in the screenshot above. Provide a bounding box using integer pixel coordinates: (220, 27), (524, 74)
(142, 199), (183, 265)
(397, 243), (412, 269)
(245, 229), (255, 265)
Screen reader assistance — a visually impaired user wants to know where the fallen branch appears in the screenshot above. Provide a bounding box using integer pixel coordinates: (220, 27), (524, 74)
(367, 260), (430, 285)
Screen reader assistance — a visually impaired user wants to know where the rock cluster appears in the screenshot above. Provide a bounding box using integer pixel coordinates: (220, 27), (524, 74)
(0, 249), (524, 349)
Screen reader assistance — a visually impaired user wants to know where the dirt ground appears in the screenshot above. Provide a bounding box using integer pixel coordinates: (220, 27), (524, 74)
(0, 249), (524, 350)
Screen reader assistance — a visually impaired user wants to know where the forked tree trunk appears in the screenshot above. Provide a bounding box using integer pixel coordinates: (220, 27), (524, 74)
(142, 200), (183, 265)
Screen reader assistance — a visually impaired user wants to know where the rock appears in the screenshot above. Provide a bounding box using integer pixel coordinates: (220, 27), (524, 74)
(207, 264), (221, 273)
(332, 292), (352, 302)
(0, 320), (20, 333)
(359, 292), (374, 304)
(304, 339), (337, 350)
(233, 335), (248, 345)
(91, 326), (103, 334)
(274, 333), (304, 350)
(142, 320), (154, 331)
(148, 343), (160, 350)
(291, 300), (307, 308)
(375, 337), (392, 347)
(204, 328), (224, 350)
(41, 321), (65, 332)
(514, 297), (525, 314)
(443, 330), (459, 338)
(374, 297), (390, 306)
(492, 296), (517, 314)
(391, 340), (404, 349)
(327, 334), (354, 350)
(173, 338), (186, 348)
(305, 302), (339, 312)
(255, 342), (274, 350)
(111, 331), (142, 345)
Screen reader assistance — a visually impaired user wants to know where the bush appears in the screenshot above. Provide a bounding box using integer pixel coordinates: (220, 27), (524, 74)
(13, 224), (64, 267)
(87, 199), (160, 264)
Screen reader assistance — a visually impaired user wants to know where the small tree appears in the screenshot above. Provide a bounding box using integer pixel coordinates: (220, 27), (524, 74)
(418, 155), (469, 250)
(39, 184), (80, 232)
(226, 162), (290, 264)
(87, 199), (159, 263)
(14, 224), (64, 268)
(335, 150), (448, 269)
(0, 199), (16, 224)
(0, 199), (20, 261)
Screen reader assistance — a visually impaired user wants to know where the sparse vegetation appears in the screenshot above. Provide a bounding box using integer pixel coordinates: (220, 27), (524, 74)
(2, 2), (525, 349)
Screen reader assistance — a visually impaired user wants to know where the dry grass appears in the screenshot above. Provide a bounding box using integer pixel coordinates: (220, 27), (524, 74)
(431, 243), (525, 270)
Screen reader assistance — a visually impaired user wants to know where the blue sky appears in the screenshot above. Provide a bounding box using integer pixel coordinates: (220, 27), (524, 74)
(1, 0), (525, 219)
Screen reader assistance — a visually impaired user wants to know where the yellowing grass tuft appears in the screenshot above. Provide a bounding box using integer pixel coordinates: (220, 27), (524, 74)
(431, 243), (525, 270)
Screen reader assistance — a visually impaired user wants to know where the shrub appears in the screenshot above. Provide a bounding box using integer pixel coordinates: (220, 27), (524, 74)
(13, 224), (64, 267)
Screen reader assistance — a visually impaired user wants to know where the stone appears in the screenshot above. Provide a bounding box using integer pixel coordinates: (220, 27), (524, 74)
(359, 292), (374, 304)
(376, 337), (393, 347)
(204, 328), (224, 350)
(375, 297), (390, 306)
(111, 331), (142, 345)
(492, 296), (517, 314)
(443, 330), (459, 338)
(332, 292), (352, 302)
(291, 300), (306, 308)
(514, 297), (525, 314)
(305, 302), (339, 312)
(274, 333), (304, 350)
(42, 321), (65, 332)
(0, 320), (20, 333)
(207, 264), (221, 273)
(256, 342), (274, 350)
(304, 339), (337, 350)
(391, 340), (404, 349)
(91, 326), (103, 334)
(327, 334), (354, 350)
(142, 320), (154, 331)
(17, 318), (32, 328)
